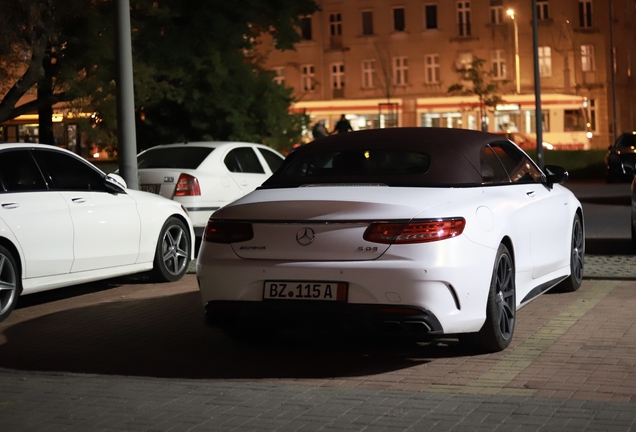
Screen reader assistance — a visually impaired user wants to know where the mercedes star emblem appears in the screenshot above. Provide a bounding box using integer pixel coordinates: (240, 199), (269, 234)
(296, 227), (316, 246)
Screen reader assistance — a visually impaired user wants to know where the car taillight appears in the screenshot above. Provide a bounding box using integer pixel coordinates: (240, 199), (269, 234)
(174, 173), (201, 196)
(363, 218), (466, 244)
(203, 220), (254, 243)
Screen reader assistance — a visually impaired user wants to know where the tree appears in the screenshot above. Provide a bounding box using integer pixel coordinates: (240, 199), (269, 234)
(0, 0), (319, 152)
(447, 57), (506, 132)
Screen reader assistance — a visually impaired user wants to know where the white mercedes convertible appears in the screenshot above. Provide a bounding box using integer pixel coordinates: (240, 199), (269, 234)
(196, 128), (584, 352)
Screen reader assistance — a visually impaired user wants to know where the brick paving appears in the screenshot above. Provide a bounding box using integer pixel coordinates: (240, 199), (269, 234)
(1, 268), (636, 431)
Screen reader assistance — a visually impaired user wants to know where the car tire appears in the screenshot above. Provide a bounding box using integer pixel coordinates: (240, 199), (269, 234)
(151, 217), (191, 282)
(0, 245), (20, 322)
(631, 214), (636, 253)
(555, 214), (584, 293)
(460, 243), (516, 353)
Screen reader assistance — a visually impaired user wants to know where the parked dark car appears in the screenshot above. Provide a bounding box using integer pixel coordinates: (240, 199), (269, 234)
(605, 132), (636, 182)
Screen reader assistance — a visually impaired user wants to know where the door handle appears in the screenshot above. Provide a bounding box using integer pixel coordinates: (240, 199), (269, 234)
(526, 191), (536, 197)
(240, 181), (249, 186)
(1, 202), (19, 209)
(71, 197), (86, 203)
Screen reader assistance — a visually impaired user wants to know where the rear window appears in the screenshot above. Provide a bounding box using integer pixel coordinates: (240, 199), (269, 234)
(267, 148), (431, 186)
(137, 147), (214, 169)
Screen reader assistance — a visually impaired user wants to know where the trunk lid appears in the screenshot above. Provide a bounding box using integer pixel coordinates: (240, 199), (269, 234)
(137, 169), (192, 199)
(219, 186), (481, 261)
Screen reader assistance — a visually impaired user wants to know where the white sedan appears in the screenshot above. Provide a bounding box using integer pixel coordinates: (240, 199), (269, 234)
(0, 143), (195, 322)
(136, 142), (285, 237)
(196, 128), (584, 352)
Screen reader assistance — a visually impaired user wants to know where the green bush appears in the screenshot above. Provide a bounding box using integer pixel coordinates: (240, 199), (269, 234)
(525, 149), (607, 180)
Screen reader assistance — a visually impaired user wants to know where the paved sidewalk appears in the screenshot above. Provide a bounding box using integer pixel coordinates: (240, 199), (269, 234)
(584, 254), (636, 280)
(1, 370), (635, 432)
(1, 275), (635, 432)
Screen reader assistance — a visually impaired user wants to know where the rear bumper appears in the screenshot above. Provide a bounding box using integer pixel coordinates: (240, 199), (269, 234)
(205, 300), (443, 336)
(196, 237), (496, 335)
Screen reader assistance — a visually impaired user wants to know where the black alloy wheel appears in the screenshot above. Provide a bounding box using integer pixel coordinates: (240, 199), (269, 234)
(556, 214), (584, 293)
(0, 246), (19, 322)
(460, 243), (516, 353)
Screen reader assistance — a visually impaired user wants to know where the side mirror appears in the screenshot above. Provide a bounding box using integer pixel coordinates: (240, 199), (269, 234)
(544, 164), (568, 188)
(105, 173), (127, 193)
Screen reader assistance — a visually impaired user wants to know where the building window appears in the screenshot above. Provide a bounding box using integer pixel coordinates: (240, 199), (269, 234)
(490, 0), (504, 24)
(538, 46), (552, 76)
(581, 45), (595, 71)
(457, 1), (471, 37)
(491, 49), (506, 79)
(393, 7), (406, 32)
(588, 99), (597, 131)
(329, 13), (342, 36)
(393, 56), (408, 85)
(579, 0), (593, 28)
(331, 62), (345, 89)
(272, 67), (285, 85)
(300, 17), (313, 40)
(301, 64), (315, 91)
(362, 60), (376, 88)
(362, 11), (374, 35)
(536, 0), (549, 20)
(424, 4), (438, 30)
(425, 54), (440, 83)
(524, 110), (550, 133)
(564, 109), (586, 131)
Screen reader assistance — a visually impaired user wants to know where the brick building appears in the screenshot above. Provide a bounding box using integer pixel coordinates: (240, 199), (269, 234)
(258, 0), (636, 149)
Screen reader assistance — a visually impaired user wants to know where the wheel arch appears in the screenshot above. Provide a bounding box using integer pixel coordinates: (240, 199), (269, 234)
(500, 235), (515, 267)
(576, 207), (585, 238)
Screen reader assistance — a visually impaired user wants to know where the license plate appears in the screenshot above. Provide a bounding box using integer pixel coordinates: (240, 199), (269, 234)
(263, 281), (348, 301)
(140, 184), (159, 194)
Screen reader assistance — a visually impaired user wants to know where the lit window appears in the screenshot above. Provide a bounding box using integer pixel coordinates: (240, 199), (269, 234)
(581, 45), (595, 72)
(538, 46), (552, 76)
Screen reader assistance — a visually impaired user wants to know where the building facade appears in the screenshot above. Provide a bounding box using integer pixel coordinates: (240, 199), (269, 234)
(259, 0), (636, 149)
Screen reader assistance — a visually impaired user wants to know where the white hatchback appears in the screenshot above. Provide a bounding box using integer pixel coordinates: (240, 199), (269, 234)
(136, 142), (285, 237)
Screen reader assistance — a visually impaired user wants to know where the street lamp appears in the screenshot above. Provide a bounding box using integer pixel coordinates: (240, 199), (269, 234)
(507, 9), (520, 94)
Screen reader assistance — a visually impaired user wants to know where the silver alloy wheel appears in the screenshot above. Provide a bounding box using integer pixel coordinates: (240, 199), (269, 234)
(495, 252), (515, 341)
(161, 224), (189, 276)
(0, 252), (17, 317)
(571, 217), (584, 284)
